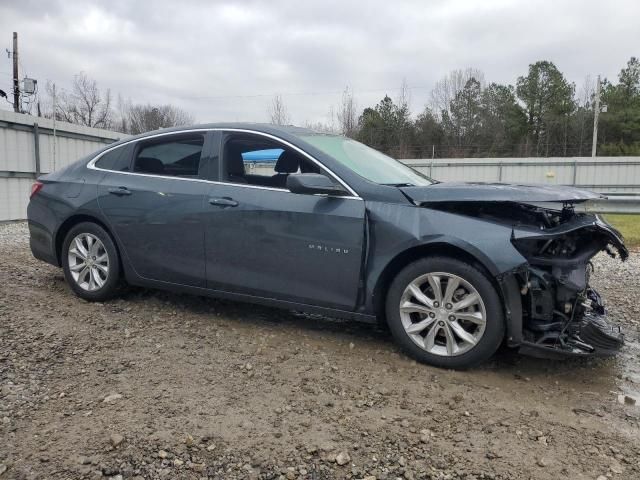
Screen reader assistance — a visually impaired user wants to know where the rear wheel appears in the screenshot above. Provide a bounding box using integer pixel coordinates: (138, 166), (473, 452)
(385, 256), (504, 369)
(62, 222), (121, 301)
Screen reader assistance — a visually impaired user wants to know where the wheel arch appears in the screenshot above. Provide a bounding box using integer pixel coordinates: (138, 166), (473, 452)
(54, 214), (122, 271)
(371, 241), (508, 326)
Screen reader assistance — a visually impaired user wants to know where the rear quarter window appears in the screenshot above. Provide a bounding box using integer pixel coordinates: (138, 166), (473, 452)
(94, 144), (132, 171)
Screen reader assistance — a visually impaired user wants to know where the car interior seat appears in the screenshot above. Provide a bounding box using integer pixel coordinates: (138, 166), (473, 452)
(135, 157), (165, 174)
(271, 150), (300, 187)
(225, 143), (248, 183)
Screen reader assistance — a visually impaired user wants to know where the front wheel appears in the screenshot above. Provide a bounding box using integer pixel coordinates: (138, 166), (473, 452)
(61, 222), (121, 302)
(385, 256), (504, 369)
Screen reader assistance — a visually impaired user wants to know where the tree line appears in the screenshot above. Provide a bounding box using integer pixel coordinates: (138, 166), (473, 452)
(296, 58), (640, 158)
(37, 57), (640, 158)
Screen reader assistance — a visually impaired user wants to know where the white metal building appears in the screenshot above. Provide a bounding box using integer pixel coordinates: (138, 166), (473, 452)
(0, 110), (122, 221)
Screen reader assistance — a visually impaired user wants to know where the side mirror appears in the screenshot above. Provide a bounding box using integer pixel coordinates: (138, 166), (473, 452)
(286, 173), (345, 196)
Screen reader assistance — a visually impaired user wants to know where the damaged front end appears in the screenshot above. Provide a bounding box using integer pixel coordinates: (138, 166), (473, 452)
(510, 207), (628, 358)
(400, 183), (629, 359)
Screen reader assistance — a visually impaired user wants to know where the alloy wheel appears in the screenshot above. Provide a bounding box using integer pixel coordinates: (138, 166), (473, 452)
(67, 233), (110, 292)
(399, 272), (487, 356)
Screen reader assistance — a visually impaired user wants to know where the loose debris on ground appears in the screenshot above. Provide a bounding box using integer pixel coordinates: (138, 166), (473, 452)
(1, 221), (639, 479)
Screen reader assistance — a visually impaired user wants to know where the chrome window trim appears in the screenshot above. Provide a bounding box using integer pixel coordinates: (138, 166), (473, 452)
(86, 128), (362, 199)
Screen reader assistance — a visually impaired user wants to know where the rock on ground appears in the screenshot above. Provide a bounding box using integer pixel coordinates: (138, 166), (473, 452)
(1, 221), (639, 479)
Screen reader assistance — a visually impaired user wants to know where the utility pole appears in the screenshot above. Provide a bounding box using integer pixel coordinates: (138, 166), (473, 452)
(591, 75), (601, 157)
(52, 83), (57, 170)
(12, 32), (20, 113)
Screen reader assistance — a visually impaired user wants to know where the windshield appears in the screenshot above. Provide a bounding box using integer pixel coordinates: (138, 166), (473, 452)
(298, 134), (434, 186)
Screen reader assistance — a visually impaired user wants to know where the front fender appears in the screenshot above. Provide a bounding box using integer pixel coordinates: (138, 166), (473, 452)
(363, 202), (528, 315)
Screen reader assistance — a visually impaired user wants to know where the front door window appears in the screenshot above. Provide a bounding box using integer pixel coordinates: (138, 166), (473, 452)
(221, 134), (339, 190)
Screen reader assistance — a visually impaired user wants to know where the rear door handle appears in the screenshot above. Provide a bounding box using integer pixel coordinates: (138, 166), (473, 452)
(108, 187), (132, 196)
(208, 197), (238, 207)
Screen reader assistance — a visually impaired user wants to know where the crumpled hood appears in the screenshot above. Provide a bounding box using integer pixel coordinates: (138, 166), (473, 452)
(401, 182), (604, 204)
(512, 214), (629, 261)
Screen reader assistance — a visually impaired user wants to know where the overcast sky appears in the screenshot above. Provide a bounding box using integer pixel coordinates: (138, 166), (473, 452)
(1, 0), (639, 125)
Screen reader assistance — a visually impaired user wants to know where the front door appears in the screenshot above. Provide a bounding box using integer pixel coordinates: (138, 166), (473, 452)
(203, 132), (365, 310)
(97, 132), (211, 287)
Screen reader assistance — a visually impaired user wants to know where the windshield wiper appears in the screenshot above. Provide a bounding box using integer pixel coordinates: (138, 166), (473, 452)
(382, 183), (414, 187)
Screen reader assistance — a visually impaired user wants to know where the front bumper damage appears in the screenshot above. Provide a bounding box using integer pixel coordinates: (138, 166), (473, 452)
(510, 214), (628, 358)
(404, 183), (629, 360)
(516, 288), (625, 358)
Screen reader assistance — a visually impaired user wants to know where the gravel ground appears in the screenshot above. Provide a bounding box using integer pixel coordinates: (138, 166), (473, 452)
(1, 221), (639, 480)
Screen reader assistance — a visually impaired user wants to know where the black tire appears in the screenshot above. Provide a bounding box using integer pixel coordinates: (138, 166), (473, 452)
(385, 256), (504, 369)
(61, 222), (122, 302)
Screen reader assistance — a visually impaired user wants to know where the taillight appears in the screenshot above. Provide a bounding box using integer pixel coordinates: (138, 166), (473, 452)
(30, 181), (44, 199)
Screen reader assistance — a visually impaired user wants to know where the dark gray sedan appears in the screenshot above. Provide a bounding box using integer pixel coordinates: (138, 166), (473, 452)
(27, 124), (628, 368)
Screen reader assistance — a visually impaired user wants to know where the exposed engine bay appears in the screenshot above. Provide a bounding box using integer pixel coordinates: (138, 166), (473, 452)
(423, 199), (629, 358)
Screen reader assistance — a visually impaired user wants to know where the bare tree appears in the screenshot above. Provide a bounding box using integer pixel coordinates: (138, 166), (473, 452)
(115, 94), (131, 133)
(337, 86), (358, 137)
(304, 120), (339, 134)
(396, 78), (411, 113)
(126, 103), (194, 134)
(303, 105), (340, 134)
(430, 68), (485, 119)
(394, 78), (413, 158)
(575, 75), (595, 156)
(268, 94), (291, 125)
(578, 75), (595, 108)
(47, 72), (113, 128)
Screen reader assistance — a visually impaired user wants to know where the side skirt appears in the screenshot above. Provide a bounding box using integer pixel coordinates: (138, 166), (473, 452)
(126, 275), (378, 324)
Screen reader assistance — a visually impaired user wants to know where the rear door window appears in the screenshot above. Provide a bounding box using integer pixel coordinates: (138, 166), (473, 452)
(133, 135), (205, 177)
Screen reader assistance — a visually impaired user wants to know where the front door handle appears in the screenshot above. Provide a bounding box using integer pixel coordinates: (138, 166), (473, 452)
(208, 197), (238, 207)
(108, 187), (132, 196)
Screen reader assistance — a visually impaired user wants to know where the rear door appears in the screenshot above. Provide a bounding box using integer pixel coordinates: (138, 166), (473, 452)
(203, 131), (366, 310)
(96, 131), (214, 287)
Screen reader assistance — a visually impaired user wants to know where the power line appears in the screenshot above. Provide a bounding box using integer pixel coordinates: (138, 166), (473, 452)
(179, 85), (432, 101)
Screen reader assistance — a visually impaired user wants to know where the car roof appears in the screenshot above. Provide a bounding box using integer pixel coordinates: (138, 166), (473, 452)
(97, 123), (338, 161)
(84, 123), (338, 175)
(114, 123), (321, 143)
